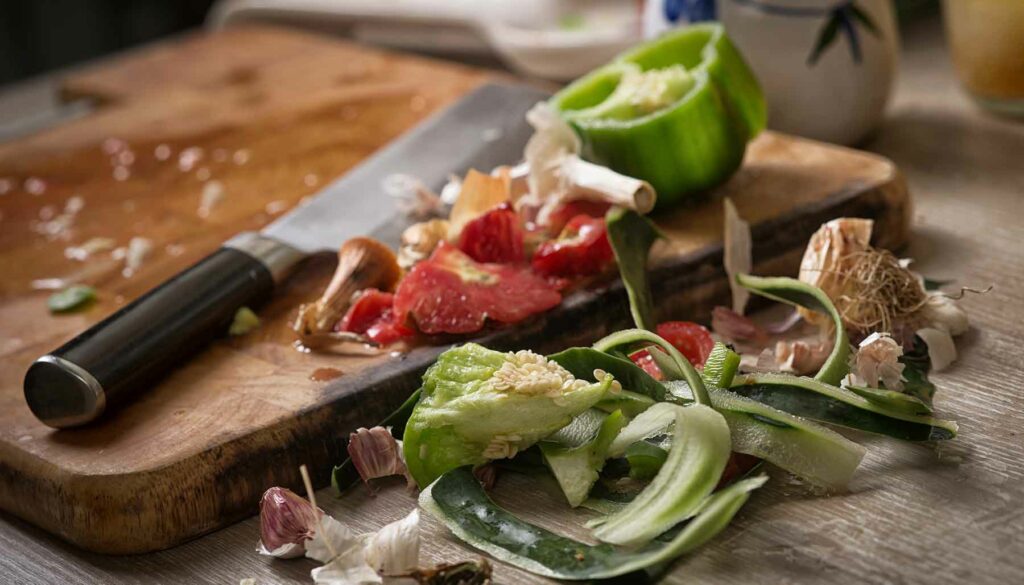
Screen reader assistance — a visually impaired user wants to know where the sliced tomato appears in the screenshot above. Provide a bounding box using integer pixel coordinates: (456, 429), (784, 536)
(656, 321), (715, 367)
(629, 348), (664, 381)
(457, 203), (524, 264)
(545, 200), (612, 234)
(394, 242), (561, 335)
(338, 289), (414, 345)
(531, 215), (615, 278)
(339, 289), (393, 333)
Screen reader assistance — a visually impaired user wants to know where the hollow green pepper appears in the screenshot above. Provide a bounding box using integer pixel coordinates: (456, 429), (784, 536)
(552, 23), (765, 209)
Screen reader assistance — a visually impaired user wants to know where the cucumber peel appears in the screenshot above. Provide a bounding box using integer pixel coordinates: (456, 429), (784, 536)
(592, 404), (731, 546)
(420, 466), (766, 581)
(594, 328), (711, 406)
(702, 342), (741, 388)
(540, 410), (627, 507)
(730, 373), (958, 441)
(735, 274), (851, 385)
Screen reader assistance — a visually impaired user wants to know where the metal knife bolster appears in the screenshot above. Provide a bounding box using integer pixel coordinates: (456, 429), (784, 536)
(23, 233), (306, 428)
(224, 232), (307, 283)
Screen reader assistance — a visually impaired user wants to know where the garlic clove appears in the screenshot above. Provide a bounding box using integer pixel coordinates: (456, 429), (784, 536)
(257, 487), (321, 558)
(347, 427), (415, 490)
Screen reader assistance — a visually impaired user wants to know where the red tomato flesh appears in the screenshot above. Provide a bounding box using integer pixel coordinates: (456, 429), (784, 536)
(531, 215), (614, 278)
(656, 321), (715, 367)
(629, 349), (665, 381)
(394, 242), (561, 335)
(457, 203), (525, 264)
(338, 289), (414, 345)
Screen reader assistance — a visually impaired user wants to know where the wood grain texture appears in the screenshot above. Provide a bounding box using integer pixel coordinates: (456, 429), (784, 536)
(3, 15), (1016, 584)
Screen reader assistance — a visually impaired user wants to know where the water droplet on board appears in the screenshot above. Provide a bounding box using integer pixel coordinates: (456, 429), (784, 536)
(303, 173), (319, 188)
(195, 167), (212, 182)
(233, 149), (251, 165)
(113, 166), (130, 181)
(410, 95), (427, 112)
(116, 150), (135, 166)
(102, 137), (126, 155)
(0, 178), (12, 194)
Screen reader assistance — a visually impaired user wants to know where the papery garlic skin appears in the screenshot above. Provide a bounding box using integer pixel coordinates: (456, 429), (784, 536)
(853, 332), (906, 391)
(364, 509), (421, 576)
(916, 327), (958, 372)
(920, 293), (969, 336)
(257, 487), (321, 559)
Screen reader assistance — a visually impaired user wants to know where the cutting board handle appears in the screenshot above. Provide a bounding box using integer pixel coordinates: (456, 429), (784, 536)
(23, 236), (301, 428)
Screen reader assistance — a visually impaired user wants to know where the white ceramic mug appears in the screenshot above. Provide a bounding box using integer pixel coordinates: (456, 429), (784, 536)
(645, 0), (899, 145)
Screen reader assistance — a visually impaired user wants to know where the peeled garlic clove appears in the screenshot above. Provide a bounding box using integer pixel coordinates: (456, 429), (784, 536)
(916, 327), (957, 372)
(257, 487), (321, 558)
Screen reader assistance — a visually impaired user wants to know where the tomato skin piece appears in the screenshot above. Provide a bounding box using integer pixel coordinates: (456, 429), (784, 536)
(531, 215), (615, 278)
(656, 321), (715, 367)
(338, 289), (414, 345)
(394, 243), (561, 335)
(457, 203), (525, 264)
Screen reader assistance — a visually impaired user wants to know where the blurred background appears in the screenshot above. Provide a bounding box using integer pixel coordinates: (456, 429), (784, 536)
(3, 0), (1021, 145)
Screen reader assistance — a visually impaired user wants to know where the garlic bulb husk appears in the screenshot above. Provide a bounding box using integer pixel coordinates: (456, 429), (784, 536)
(920, 293), (969, 336)
(257, 487), (321, 558)
(798, 218), (873, 326)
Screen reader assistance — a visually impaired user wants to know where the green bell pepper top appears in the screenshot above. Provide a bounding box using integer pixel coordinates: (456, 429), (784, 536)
(552, 23), (766, 209)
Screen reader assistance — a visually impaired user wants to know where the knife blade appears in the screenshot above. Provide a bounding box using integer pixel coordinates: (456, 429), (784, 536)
(23, 82), (548, 428)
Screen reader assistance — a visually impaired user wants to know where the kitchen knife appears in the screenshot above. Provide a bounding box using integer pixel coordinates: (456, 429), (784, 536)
(24, 82), (547, 428)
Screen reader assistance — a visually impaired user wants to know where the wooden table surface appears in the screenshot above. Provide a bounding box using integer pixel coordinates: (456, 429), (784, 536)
(2, 14), (1022, 585)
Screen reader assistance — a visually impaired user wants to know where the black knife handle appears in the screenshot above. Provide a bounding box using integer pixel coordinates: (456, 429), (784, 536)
(24, 233), (305, 428)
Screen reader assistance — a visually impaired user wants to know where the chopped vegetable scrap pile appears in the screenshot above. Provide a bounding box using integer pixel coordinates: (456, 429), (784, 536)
(256, 23), (982, 585)
(260, 204), (975, 582)
(293, 23), (764, 352)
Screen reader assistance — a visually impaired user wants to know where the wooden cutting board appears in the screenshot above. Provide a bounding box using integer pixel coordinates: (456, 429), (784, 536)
(0, 25), (909, 554)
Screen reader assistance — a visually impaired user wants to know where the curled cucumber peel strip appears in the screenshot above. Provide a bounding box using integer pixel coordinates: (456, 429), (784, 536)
(730, 373), (958, 441)
(420, 466), (766, 581)
(735, 274), (851, 386)
(668, 381), (866, 489)
(592, 404), (731, 546)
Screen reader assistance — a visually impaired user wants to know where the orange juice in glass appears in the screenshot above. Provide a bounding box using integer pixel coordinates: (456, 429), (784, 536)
(943, 0), (1024, 117)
